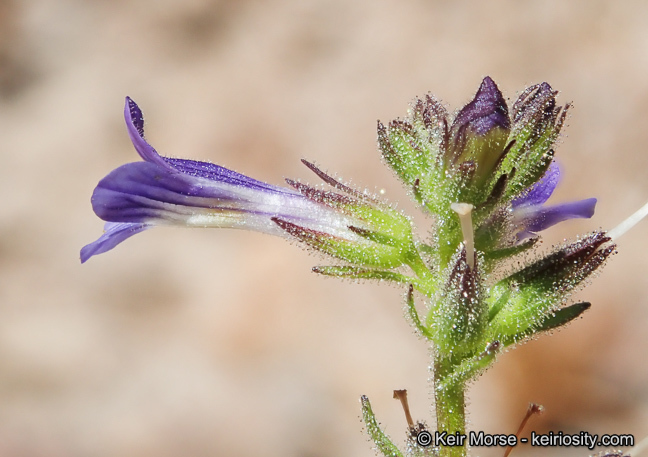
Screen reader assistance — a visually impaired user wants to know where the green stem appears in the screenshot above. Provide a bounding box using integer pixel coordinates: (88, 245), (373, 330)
(434, 354), (467, 457)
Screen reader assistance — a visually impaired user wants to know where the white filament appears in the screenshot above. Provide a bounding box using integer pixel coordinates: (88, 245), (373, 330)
(451, 202), (475, 269)
(607, 200), (648, 241)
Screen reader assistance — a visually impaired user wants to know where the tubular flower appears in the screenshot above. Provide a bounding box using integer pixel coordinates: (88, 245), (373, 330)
(511, 161), (597, 240)
(81, 98), (415, 267)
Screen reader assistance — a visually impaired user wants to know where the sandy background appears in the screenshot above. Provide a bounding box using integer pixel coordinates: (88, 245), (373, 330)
(1, 1), (648, 456)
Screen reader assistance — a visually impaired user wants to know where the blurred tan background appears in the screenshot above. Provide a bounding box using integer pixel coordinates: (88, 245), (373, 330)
(1, 1), (647, 456)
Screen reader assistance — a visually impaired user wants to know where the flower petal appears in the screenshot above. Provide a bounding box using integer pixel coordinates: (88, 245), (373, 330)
(84, 97), (411, 265)
(90, 157), (363, 240)
(125, 98), (289, 195)
(80, 222), (150, 263)
(512, 161), (561, 207)
(452, 76), (510, 136)
(516, 197), (597, 236)
(124, 97), (170, 169)
(162, 157), (291, 194)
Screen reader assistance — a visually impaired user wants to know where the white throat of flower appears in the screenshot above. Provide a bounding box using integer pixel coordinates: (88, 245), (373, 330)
(451, 202), (475, 269)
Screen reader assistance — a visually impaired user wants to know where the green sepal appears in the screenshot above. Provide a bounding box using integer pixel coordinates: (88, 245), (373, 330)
(482, 236), (538, 263)
(378, 120), (430, 188)
(286, 170), (416, 247)
(487, 287), (511, 322)
(533, 301), (591, 332)
(480, 236), (539, 274)
(409, 94), (449, 169)
(499, 302), (591, 347)
(272, 218), (407, 269)
(312, 265), (413, 283)
(473, 207), (511, 254)
(348, 225), (404, 248)
(348, 202), (416, 249)
(360, 395), (404, 457)
(452, 127), (510, 191)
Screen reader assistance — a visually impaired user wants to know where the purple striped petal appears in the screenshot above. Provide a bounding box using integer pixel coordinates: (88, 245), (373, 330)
(89, 159), (346, 237)
(162, 157), (290, 194)
(125, 97), (290, 194)
(510, 160), (596, 240)
(80, 222), (150, 263)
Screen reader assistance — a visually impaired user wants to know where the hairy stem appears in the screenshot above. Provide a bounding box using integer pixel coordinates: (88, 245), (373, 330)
(434, 353), (467, 457)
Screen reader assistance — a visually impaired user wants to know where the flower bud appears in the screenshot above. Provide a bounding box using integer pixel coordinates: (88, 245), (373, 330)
(488, 232), (615, 340)
(503, 82), (570, 197)
(377, 96), (448, 190)
(448, 77), (511, 186)
(432, 247), (487, 356)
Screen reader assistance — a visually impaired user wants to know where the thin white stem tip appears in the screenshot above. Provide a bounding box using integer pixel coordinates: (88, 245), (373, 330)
(607, 200), (648, 241)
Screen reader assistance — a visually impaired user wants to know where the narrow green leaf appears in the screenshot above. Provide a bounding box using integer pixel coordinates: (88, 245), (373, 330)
(361, 395), (404, 457)
(406, 284), (433, 340)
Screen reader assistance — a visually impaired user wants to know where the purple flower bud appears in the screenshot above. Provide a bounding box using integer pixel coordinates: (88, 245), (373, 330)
(433, 247), (487, 354)
(512, 82), (561, 130)
(509, 231), (614, 289)
(453, 77), (510, 137)
(448, 77), (511, 182)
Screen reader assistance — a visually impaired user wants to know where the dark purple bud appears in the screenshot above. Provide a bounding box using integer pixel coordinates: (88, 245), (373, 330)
(434, 247), (487, 354)
(512, 82), (558, 125)
(448, 77), (512, 184)
(509, 231), (616, 291)
(453, 77), (510, 138)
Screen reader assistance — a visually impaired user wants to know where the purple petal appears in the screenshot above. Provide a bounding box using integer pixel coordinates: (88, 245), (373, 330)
(162, 157), (290, 194)
(83, 98), (367, 262)
(512, 161), (561, 208)
(124, 98), (287, 195)
(517, 197), (597, 235)
(80, 222), (150, 263)
(89, 157), (362, 240)
(91, 160), (303, 223)
(452, 76), (510, 136)
(124, 97), (169, 169)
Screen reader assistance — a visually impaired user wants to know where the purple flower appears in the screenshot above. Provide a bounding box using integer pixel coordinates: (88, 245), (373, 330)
(511, 161), (597, 240)
(80, 98), (386, 263)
